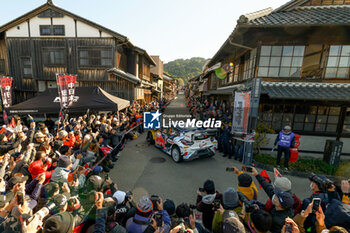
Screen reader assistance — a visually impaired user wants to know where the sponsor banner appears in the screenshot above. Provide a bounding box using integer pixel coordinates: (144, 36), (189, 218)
(56, 74), (77, 109)
(0, 76), (13, 108)
(232, 91), (250, 134)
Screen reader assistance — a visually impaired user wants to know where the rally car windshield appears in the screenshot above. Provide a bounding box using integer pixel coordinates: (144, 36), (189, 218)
(193, 133), (206, 141)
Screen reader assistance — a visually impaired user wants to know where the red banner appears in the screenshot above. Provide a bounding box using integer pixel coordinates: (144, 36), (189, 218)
(56, 74), (77, 108)
(0, 77), (13, 108)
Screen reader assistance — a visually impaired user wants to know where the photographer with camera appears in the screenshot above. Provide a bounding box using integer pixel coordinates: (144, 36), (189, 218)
(172, 203), (207, 233)
(196, 179), (223, 231)
(291, 202), (328, 233)
(112, 190), (136, 226)
(247, 167), (294, 233)
(300, 173), (333, 233)
(212, 187), (241, 233)
(228, 166), (258, 201)
(126, 196), (154, 233)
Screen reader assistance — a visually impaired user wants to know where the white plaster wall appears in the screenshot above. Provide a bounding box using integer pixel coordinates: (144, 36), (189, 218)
(7, 14), (113, 38)
(101, 31), (112, 38)
(29, 16), (51, 37)
(263, 133), (350, 153)
(52, 15), (75, 37)
(77, 21), (99, 37)
(6, 21), (29, 37)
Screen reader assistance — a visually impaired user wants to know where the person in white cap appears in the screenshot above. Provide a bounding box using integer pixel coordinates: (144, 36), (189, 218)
(274, 125), (295, 171)
(264, 176), (302, 216)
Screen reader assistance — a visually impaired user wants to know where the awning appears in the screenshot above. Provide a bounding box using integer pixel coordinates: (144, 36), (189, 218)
(208, 84), (244, 95)
(261, 82), (350, 101)
(7, 86), (130, 114)
(108, 68), (140, 84)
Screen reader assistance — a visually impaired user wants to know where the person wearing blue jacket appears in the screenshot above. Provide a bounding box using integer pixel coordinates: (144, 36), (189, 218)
(274, 125), (295, 171)
(126, 196), (171, 233)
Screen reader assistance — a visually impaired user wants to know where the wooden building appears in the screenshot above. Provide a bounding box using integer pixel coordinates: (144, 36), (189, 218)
(163, 74), (177, 100)
(0, 0), (155, 103)
(202, 0), (350, 154)
(150, 55), (164, 100)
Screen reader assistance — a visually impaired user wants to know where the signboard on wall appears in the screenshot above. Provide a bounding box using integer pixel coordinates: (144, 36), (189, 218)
(232, 91), (251, 134)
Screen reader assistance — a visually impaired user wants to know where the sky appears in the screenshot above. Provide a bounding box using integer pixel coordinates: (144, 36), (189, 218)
(0, 0), (288, 63)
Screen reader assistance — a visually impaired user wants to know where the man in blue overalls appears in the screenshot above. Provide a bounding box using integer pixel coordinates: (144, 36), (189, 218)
(274, 125), (295, 171)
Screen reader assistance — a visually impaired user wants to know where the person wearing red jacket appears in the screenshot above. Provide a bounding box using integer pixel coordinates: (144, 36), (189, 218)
(63, 132), (76, 148)
(28, 151), (53, 184)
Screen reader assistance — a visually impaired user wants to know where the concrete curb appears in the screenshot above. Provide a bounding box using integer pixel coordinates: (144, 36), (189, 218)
(254, 161), (346, 181)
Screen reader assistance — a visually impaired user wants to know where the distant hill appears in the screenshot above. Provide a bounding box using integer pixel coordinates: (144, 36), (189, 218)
(164, 57), (207, 83)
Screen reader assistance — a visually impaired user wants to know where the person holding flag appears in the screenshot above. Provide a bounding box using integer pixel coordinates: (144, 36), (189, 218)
(246, 167), (294, 233)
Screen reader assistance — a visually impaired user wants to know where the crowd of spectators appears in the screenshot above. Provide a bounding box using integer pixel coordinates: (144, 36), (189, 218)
(0, 93), (349, 233)
(0, 99), (170, 233)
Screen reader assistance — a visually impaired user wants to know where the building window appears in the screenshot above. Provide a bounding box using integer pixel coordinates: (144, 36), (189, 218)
(0, 59), (5, 74)
(43, 48), (65, 66)
(233, 64), (239, 82)
(243, 49), (257, 80)
(21, 57), (32, 77)
(210, 74), (217, 89)
(259, 104), (340, 134)
(325, 45), (350, 78)
(40, 25), (65, 36)
(343, 107), (350, 134)
(38, 9), (63, 18)
(37, 81), (46, 92)
(78, 48), (113, 67)
(258, 45), (305, 78)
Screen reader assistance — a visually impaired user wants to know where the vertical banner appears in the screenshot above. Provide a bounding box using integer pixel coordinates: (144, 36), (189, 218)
(232, 91), (251, 134)
(0, 77), (13, 125)
(56, 74), (77, 109)
(0, 77), (13, 108)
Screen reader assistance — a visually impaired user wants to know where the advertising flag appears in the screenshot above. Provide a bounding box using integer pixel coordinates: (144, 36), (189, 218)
(56, 74), (77, 109)
(259, 169), (271, 189)
(0, 77), (13, 108)
(274, 168), (283, 178)
(232, 92), (251, 134)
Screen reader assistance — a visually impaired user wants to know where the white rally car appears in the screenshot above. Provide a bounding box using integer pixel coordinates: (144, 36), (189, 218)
(147, 128), (218, 162)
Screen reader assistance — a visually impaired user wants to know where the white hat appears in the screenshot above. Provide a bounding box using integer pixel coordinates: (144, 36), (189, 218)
(113, 191), (126, 205)
(274, 177), (292, 192)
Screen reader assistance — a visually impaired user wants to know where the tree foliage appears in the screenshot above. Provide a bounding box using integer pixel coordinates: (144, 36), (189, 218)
(164, 57), (207, 83)
(177, 78), (185, 86)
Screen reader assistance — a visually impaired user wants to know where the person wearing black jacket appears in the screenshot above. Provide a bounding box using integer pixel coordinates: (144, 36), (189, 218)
(248, 167), (294, 233)
(196, 179), (223, 231)
(0, 133), (23, 156)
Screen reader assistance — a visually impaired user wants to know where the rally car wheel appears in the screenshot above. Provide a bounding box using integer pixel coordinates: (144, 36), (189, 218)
(171, 147), (182, 163)
(147, 131), (155, 145)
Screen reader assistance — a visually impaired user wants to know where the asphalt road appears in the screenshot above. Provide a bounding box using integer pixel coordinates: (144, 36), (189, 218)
(109, 93), (312, 206)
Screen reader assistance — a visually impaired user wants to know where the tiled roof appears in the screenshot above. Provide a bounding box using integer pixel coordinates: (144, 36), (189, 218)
(261, 82), (350, 101)
(241, 5), (350, 26)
